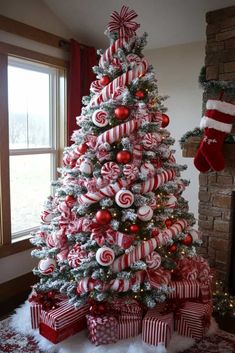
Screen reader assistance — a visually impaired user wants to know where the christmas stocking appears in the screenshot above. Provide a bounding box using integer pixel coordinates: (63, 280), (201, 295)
(194, 99), (235, 172)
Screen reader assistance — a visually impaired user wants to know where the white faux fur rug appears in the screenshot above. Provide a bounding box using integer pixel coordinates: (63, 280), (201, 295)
(10, 301), (218, 353)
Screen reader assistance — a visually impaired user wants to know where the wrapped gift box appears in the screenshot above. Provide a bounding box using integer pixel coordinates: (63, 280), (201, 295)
(118, 317), (142, 340)
(86, 314), (118, 345)
(142, 308), (174, 347)
(39, 300), (89, 343)
(30, 302), (42, 329)
(113, 298), (143, 320)
(168, 280), (211, 301)
(175, 301), (212, 340)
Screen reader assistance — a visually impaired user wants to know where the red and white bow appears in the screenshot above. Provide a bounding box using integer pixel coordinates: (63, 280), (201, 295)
(107, 6), (140, 38)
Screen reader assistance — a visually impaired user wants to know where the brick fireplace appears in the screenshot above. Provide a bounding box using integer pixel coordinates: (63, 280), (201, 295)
(182, 5), (235, 289)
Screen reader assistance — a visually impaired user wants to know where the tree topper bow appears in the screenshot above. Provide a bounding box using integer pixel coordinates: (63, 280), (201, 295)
(107, 5), (140, 38)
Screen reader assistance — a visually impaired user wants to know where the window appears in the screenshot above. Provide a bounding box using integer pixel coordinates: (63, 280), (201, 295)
(0, 47), (67, 257)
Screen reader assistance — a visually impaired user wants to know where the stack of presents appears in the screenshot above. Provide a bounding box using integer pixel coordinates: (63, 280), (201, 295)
(29, 278), (212, 348)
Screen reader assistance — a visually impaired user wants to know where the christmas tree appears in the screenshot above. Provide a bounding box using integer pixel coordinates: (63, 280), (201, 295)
(30, 6), (211, 312)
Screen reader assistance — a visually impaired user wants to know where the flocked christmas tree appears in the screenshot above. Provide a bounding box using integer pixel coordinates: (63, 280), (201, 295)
(30, 6), (211, 310)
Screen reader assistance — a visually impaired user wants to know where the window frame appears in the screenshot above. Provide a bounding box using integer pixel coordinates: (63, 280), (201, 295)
(0, 42), (68, 258)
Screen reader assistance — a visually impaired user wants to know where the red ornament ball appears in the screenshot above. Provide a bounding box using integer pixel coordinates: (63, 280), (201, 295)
(129, 224), (140, 233)
(96, 209), (112, 225)
(65, 195), (76, 207)
(114, 106), (130, 120)
(168, 244), (177, 253)
(116, 150), (132, 164)
(69, 159), (76, 168)
(182, 233), (193, 246)
(165, 218), (173, 228)
(100, 75), (110, 86)
(161, 114), (170, 128)
(151, 228), (159, 237)
(135, 90), (145, 100)
(77, 143), (88, 154)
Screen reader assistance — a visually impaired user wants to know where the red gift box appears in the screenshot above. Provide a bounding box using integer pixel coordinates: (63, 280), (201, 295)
(39, 300), (89, 343)
(30, 302), (42, 329)
(142, 308), (174, 347)
(175, 301), (212, 340)
(86, 314), (118, 345)
(118, 317), (142, 340)
(113, 298), (143, 320)
(168, 280), (203, 300)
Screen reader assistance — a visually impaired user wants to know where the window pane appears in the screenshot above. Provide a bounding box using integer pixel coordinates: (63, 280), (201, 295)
(10, 154), (52, 235)
(8, 64), (51, 149)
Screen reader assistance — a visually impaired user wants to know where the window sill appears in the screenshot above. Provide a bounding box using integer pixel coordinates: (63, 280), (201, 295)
(0, 238), (34, 258)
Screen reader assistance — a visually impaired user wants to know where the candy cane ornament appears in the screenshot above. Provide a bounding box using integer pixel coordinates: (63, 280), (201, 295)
(96, 118), (140, 146)
(77, 178), (130, 205)
(90, 59), (148, 107)
(134, 169), (176, 194)
(111, 219), (188, 272)
(99, 37), (128, 69)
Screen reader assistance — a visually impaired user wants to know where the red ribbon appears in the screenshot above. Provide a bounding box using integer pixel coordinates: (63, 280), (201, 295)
(107, 6), (140, 38)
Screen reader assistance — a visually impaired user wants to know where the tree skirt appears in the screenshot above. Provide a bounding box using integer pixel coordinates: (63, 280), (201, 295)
(1, 301), (233, 353)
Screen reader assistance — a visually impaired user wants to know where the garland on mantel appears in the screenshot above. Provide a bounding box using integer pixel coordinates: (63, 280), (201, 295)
(180, 67), (235, 147)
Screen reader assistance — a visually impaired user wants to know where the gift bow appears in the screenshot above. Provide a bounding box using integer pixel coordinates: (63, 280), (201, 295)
(107, 6), (140, 38)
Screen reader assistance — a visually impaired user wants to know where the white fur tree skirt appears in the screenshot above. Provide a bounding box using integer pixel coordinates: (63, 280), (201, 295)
(10, 301), (218, 353)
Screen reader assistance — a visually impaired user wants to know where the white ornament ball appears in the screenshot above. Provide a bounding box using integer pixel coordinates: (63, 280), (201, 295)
(165, 195), (177, 208)
(96, 247), (115, 266)
(80, 160), (93, 175)
(137, 205), (153, 221)
(140, 162), (155, 177)
(38, 258), (56, 275)
(115, 189), (134, 208)
(92, 109), (108, 127)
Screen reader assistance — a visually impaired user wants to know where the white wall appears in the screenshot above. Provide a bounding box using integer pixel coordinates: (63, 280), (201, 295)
(0, 0), (75, 284)
(145, 41), (205, 224)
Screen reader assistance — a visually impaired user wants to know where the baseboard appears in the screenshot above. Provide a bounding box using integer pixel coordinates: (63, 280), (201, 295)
(0, 272), (37, 317)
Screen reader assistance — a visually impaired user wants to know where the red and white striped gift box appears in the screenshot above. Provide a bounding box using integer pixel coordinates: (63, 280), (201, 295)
(113, 298), (143, 320)
(142, 309), (174, 347)
(39, 300), (89, 343)
(175, 301), (212, 340)
(86, 314), (118, 345)
(30, 302), (42, 329)
(118, 317), (142, 340)
(168, 280), (201, 299)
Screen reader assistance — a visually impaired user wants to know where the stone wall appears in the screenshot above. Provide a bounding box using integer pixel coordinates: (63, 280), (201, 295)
(198, 5), (235, 284)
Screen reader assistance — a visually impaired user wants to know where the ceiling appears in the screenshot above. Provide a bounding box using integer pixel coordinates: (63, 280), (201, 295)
(43, 0), (235, 50)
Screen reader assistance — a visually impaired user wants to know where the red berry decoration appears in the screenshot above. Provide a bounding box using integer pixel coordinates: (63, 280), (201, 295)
(161, 114), (170, 128)
(116, 150), (132, 164)
(100, 75), (110, 86)
(129, 224), (140, 233)
(182, 233), (193, 246)
(114, 106), (130, 120)
(165, 218), (173, 228)
(135, 90), (145, 100)
(168, 244), (177, 253)
(77, 143), (88, 154)
(96, 209), (112, 225)
(65, 195), (76, 207)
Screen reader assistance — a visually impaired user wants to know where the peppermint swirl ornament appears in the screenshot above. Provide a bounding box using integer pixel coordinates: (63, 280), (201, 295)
(115, 189), (134, 208)
(38, 258), (56, 275)
(123, 164), (139, 181)
(146, 251), (161, 270)
(137, 205), (153, 221)
(96, 247), (115, 266)
(101, 162), (120, 180)
(68, 244), (90, 268)
(142, 133), (162, 149)
(92, 109), (109, 127)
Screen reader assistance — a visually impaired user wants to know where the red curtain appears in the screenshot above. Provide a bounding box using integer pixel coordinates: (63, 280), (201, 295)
(67, 39), (97, 145)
